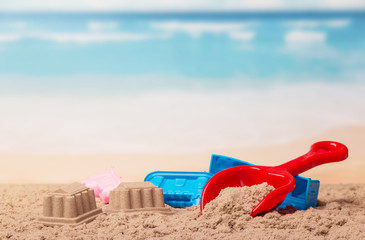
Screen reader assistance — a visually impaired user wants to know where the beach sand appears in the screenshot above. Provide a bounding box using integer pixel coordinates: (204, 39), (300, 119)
(0, 183), (364, 239)
(0, 125), (364, 239)
(0, 125), (364, 184)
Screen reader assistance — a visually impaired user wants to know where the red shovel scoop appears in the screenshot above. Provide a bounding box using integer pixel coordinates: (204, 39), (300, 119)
(200, 141), (348, 217)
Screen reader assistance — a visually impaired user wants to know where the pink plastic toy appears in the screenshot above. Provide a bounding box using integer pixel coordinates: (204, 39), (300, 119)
(81, 167), (122, 204)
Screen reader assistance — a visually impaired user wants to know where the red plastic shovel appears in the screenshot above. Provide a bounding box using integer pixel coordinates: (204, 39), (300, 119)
(200, 141), (348, 217)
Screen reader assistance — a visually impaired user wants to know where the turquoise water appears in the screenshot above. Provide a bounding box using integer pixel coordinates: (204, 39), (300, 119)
(0, 12), (364, 153)
(1, 12), (364, 90)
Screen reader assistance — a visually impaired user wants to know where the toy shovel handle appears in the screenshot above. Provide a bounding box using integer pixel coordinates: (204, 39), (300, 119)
(278, 141), (348, 176)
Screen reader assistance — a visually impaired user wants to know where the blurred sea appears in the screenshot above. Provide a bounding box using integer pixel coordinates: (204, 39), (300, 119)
(0, 12), (364, 154)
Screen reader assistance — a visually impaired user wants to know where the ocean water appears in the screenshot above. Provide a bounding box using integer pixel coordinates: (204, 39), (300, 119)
(0, 12), (364, 154)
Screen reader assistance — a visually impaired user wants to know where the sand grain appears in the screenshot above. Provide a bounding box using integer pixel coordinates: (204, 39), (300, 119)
(0, 184), (365, 240)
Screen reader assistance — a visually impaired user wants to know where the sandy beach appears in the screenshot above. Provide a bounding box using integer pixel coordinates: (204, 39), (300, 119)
(0, 126), (364, 239)
(0, 125), (364, 184)
(0, 183), (364, 240)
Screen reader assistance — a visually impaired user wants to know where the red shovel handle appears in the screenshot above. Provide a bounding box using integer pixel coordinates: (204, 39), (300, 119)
(278, 141), (348, 176)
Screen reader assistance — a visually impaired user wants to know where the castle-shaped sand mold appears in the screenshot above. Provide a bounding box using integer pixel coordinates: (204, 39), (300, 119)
(107, 182), (172, 214)
(38, 182), (102, 226)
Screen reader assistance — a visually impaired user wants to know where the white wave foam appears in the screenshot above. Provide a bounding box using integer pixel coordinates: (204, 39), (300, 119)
(0, 34), (22, 42)
(284, 20), (321, 28)
(88, 21), (119, 32)
(324, 19), (351, 28)
(285, 30), (326, 44)
(150, 21), (256, 39)
(228, 31), (255, 41)
(0, 32), (169, 43)
(33, 32), (168, 43)
(284, 19), (351, 28)
(0, 80), (364, 154)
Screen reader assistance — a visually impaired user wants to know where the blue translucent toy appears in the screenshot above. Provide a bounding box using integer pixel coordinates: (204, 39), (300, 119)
(209, 154), (320, 210)
(145, 171), (213, 207)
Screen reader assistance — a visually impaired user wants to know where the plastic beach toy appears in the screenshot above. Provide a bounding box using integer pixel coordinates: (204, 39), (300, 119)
(209, 154), (320, 210)
(81, 167), (122, 204)
(200, 141), (348, 216)
(145, 171), (213, 207)
(145, 156), (320, 209)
